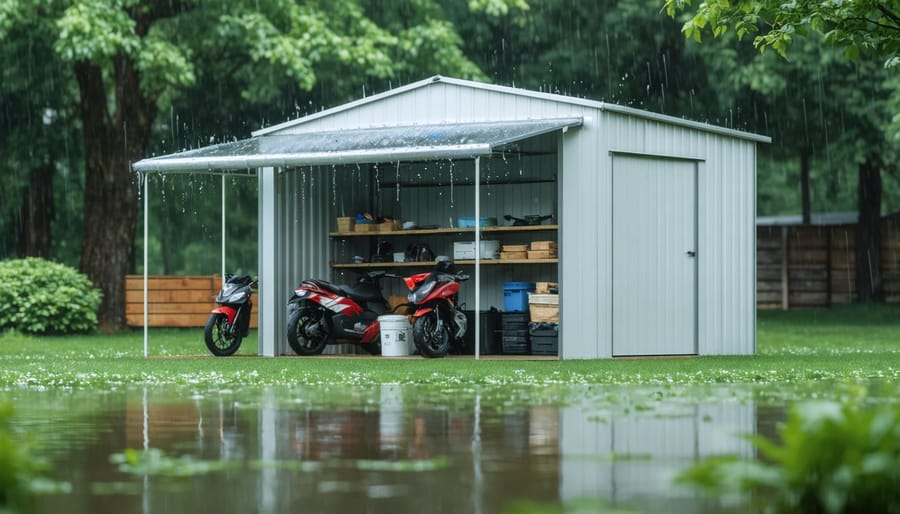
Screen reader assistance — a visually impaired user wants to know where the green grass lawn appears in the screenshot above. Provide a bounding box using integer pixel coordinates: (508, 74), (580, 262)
(0, 304), (897, 388)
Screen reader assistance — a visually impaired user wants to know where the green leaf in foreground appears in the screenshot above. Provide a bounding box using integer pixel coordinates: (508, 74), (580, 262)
(676, 401), (900, 514)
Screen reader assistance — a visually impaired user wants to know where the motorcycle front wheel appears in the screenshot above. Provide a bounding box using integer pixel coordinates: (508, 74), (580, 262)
(204, 313), (243, 356)
(287, 305), (330, 356)
(413, 310), (450, 358)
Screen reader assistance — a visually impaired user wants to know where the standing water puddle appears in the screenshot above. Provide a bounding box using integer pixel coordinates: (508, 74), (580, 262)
(4, 385), (779, 514)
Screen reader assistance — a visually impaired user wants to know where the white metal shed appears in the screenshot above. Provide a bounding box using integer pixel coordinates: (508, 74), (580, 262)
(134, 75), (770, 359)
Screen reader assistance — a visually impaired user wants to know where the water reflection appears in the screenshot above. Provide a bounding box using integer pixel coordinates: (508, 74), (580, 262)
(3, 386), (769, 514)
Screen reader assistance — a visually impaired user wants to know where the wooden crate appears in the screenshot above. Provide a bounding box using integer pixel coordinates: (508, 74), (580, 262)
(531, 241), (558, 251)
(502, 244), (528, 252)
(378, 220), (401, 232)
(354, 223), (374, 233)
(501, 251), (527, 260)
(336, 217), (354, 233)
(528, 249), (558, 259)
(535, 282), (558, 294)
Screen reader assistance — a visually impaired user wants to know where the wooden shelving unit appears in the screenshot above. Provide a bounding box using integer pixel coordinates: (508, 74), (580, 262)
(331, 258), (558, 269)
(329, 224), (558, 237)
(329, 224), (559, 269)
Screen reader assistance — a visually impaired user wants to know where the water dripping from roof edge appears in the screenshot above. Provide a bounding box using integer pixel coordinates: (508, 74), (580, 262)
(448, 158), (455, 209)
(331, 165), (338, 210)
(395, 161), (401, 202)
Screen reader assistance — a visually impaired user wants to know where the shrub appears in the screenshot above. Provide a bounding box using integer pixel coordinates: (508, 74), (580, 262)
(0, 258), (102, 334)
(677, 400), (900, 513)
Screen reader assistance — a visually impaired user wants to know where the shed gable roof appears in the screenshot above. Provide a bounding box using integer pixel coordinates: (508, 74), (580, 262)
(253, 75), (770, 144)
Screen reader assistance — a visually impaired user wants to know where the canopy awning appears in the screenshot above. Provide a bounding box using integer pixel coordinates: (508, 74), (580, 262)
(132, 117), (583, 173)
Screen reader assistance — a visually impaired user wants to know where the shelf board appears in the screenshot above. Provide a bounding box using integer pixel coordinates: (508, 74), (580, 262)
(331, 225), (558, 237)
(331, 259), (558, 269)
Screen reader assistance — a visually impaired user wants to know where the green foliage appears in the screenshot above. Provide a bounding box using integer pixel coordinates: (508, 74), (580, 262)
(0, 402), (36, 514)
(664, 0), (900, 69)
(0, 258), (101, 334)
(677, 401), (900, 513)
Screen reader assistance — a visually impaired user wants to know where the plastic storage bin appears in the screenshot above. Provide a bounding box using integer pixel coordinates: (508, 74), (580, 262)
(503, 282), (535, 312)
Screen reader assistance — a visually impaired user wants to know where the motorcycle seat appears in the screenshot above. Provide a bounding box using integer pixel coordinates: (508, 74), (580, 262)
(339, 283), (386, 306)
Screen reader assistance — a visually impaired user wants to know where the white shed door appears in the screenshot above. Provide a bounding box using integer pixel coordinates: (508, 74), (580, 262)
(612, 156), (697, 356)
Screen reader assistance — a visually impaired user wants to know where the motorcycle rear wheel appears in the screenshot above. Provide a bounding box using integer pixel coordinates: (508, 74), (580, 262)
(287, 306), (330, 356)
(413, 311), (450, 358)
(204, 313), (243, 356)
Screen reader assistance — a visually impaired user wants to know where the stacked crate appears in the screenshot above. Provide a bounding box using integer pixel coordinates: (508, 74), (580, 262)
(527, 241), (558, 259)
(501, 312), (530, 354)
(528, 282), (559, 355)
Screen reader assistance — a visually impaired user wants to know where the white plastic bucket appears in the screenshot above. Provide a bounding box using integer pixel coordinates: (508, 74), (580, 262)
(378, 315), (411, 356)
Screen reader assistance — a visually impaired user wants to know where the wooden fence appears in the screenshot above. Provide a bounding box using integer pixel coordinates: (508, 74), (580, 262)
(126, 217), (900, 327)
(757, 216), (900, 309)
(125, 275), (258, 328)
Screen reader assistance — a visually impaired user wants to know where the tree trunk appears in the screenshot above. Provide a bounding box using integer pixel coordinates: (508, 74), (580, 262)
(75, 58), (154, 331)
(855, 156), (882, 302)
(22, 162), (55, 258)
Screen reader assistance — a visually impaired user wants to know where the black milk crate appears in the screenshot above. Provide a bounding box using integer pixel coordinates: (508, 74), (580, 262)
(531, 335), (558, 356)
(502, 312), (530, 330)
(502, 337), (530, 355)
(461, 310), (501, 355)
(500, 329), (529, 339)
(528, 322), (559, 337)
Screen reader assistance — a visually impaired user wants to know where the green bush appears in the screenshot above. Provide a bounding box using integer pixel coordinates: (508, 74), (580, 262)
(677, 401), (900, 513)
(0, 258), (102, 334)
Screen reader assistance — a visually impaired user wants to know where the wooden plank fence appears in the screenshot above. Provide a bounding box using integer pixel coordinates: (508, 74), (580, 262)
(125, 275), (258, 328)
(757, 215), (900, 309)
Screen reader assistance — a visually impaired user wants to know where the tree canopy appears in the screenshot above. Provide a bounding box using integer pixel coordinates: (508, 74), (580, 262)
(664, 0), (900, 68)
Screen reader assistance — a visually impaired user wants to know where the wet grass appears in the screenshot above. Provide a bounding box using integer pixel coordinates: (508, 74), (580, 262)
(0, 304), (897, 389)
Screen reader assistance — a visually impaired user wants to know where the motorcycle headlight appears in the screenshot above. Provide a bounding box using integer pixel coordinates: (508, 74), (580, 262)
(231, 291), (246, 301)
(408, 281), (436, 304)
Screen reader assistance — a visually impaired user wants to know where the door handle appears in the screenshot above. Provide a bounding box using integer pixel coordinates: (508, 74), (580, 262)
(686, 250), (696, 257)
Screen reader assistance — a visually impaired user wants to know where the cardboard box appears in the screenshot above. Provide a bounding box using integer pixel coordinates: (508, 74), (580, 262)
(528, 293), (559, 323)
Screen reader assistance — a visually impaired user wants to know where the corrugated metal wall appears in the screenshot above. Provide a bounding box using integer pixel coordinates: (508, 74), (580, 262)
(594, 112), (757, 357)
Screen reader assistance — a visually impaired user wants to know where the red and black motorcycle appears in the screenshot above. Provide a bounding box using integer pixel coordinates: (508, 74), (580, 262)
(205, 274), (257, 356)
(403, 258), (469, 358)
(286, 270), (401, 355)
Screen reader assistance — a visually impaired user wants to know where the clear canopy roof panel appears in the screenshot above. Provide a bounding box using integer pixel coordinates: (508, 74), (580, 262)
(132, 118), (582, 173)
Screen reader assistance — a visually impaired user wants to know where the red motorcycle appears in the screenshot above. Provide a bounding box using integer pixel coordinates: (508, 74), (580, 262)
(205, 274), (257, 356)
(286, 270), (401, 355)
(403, 258), (469, 358)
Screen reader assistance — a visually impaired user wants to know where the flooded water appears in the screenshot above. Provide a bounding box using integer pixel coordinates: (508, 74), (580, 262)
(4, 385), (777, 514)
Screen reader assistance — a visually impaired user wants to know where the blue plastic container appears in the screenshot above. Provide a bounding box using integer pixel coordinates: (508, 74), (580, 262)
(458, 216), (498, 228)
(503, 282), (535, 312)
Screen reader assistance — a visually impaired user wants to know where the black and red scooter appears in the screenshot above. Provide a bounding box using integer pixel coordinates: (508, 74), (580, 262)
(286, 270), (402, 355)
(403, 257), (469, 358)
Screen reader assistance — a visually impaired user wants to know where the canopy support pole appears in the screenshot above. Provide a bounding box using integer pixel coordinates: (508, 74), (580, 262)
(143, 173), (149, 358)
(221, 175), (226, 279)
(475, 157), (481, 361)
